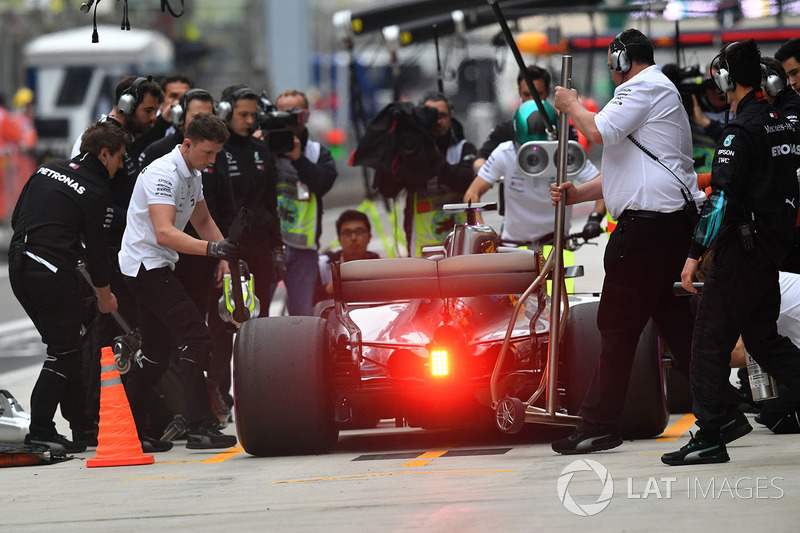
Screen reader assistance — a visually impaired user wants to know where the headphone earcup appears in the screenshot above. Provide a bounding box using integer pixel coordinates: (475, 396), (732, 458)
(714, 68), (735, 93)
(117, 93), (137, 116)
(765, 74), (785, 98)
(171, 103), (185, 127)
(215, 100), (233, 123)
(611, 48), (630, 74)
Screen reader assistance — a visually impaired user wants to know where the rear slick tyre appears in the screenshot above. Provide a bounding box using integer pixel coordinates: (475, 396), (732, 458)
(233, 316), (338, 456)
(562, 299), (669, 440)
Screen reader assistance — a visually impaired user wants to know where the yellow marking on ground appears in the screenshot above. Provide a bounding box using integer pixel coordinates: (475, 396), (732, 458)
(402, 459), (433, 467)
(202, 445), (244, 464)
(271, 470), (515, 484)
(401, 449), (448, 468)
(123, 476), (189, 481)
(655, 413), (697, 441)
(417, 450), (448, 459)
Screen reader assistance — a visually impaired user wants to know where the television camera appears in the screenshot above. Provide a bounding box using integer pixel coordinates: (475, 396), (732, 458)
(256, 91), (308, 154)
(663, 64), (719, 118)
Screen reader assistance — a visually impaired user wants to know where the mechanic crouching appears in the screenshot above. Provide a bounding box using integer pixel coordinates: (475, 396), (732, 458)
(9, 121), (129, 453)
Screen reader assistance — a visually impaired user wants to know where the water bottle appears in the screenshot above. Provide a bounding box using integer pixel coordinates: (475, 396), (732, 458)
(745, 350), (778, 401)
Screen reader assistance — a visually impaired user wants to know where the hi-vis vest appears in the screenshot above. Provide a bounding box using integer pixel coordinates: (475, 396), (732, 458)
(277, 140), (321, 250)
(410, 140), (467, 257)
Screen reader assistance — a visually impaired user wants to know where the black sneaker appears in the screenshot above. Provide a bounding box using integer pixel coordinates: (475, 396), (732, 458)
(661, 431), (730, 466)
(720, 411), (752, 444)
(25, 433), (86, 454)
(551, 426), (623, 455)
(186, 422), (237, 450)
(141, 436), (173, 453)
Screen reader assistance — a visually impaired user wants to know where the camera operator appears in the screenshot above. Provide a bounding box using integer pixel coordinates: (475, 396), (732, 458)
(206, 84), (284, 410)
(9, 121), (128, 453)
(664, 39), (800, 466)
(273, 89), (337, 316)
(464, 100), (600, 247)
(378, 92), (477, 257)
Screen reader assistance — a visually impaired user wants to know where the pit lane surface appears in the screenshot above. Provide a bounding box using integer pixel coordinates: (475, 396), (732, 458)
(1, 199), (797, 530)
(1, 404), (797, 531)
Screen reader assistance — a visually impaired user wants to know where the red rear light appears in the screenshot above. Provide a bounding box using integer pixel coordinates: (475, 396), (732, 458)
(429, 348), (449, 377)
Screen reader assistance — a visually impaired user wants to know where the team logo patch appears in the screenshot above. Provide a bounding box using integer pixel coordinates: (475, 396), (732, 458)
(69, 162), (79, 169)
(723, 134), (735, 147)
(770, 112), (778, 118)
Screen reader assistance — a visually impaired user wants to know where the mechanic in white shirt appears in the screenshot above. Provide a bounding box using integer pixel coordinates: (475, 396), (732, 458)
(119, 113), (238, 451)
(549, 29), (705, 455)
(464, 100), (600, 247)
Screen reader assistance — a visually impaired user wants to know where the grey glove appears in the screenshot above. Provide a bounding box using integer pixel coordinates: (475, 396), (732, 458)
(206, 238), (240, 261)
(582, 212), (605, 240)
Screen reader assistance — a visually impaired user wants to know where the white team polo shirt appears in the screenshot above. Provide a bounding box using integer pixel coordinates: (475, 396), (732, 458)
(119, 145), (204, 275)
(478, 141), (600, 244)
(594, 65), (702, 219)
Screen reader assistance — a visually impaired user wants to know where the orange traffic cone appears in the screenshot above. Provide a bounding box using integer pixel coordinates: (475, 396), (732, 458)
(87, 346), (154, 467)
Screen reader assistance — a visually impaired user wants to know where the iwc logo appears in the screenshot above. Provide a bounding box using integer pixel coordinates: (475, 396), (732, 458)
(557, 459), (614, 516)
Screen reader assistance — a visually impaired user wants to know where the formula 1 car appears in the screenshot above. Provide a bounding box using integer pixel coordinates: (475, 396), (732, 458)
(232, 203), (670, 456)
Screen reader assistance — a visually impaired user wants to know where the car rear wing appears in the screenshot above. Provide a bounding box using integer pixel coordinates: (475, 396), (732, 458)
(332, 251), (540, 304)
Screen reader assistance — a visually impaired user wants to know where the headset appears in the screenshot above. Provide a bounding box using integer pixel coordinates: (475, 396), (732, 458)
(215, 86), (255, 122)
(712, 44), (738, 94)
(117, 76), (152, 116)
(761, 63), (786, 98)
(171, 88), (214, 127)
(609, 33), (631, 74)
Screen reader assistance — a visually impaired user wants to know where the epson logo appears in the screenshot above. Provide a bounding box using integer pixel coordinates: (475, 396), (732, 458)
(771, 144), (800, 157)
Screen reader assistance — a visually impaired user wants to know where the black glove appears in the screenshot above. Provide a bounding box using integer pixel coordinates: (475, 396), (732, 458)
(206, 238), (239, 261)
(271, 247), (287, 282)
(582, 212), (605, 240)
